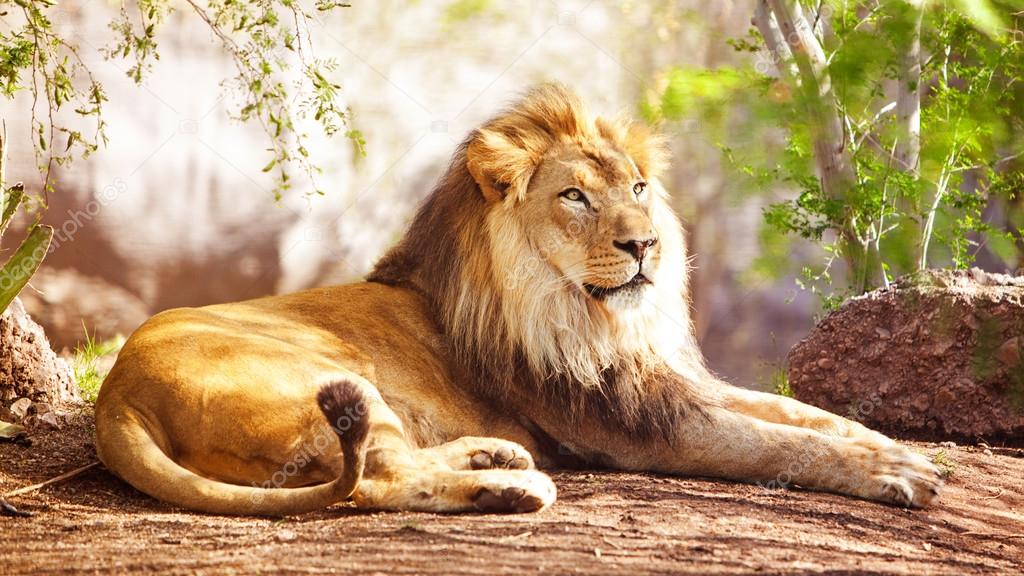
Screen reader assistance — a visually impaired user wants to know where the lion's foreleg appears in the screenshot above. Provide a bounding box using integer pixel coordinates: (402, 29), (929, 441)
(718, 385), (889, 442)
(634, 406), (943, 507)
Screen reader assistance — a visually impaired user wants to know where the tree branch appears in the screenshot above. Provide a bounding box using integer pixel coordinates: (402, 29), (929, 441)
(765, 0), (868, 289)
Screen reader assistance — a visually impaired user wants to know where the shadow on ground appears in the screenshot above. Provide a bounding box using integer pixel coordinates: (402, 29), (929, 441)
(1, 412), (1022, 574)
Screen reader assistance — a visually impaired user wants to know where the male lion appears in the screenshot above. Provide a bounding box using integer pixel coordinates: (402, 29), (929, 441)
(95, 84), (942, 515)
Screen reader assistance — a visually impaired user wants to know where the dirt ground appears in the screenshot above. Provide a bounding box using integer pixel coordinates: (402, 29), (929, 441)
(1, 413), (1022, 575)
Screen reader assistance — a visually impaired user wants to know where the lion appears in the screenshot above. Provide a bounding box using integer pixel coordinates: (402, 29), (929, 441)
(95, 84), (943, 515)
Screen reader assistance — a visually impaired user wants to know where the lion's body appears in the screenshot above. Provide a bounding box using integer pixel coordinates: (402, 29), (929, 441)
(95, 85), (942, 515)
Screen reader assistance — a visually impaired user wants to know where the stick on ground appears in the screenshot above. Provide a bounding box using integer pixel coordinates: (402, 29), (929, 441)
(3, 461), (100, 499)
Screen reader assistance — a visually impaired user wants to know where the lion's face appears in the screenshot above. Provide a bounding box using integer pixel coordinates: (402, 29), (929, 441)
(459, 85), (694, 384)
(520, 142), (662, 308)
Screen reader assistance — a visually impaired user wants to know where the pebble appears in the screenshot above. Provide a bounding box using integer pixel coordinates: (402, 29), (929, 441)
(997, 338), (1019, 365)
(0, 405), (16, 423)
(9, 398), (32, 420)
(276, 529), (298, 542)
(38, 412), (62, 430)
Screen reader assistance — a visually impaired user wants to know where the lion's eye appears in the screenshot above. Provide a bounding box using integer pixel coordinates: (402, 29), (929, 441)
(559, 188), (587, 204)
(633, 182), (647, 196)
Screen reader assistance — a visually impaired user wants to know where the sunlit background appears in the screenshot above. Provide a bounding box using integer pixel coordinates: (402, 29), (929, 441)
(2, 0), (849, 388)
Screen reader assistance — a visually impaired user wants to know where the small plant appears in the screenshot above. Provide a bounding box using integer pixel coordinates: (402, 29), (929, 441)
(0, 122), (53, 314)
(72, 326), (125, 403)
(770, 368), (793, 398)
(931, 450), (957, 478)
(397, 521), (426, 533)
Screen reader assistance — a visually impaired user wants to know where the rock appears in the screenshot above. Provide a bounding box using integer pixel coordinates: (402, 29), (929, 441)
(0, 298), (80, 408)
(275, 530), (297, 542)
(27, 402), (51, 417)
(9, 398), (32, 420)
(997, 338), (1020, 366)
(788, 269), (1024, 444)
(37, 412), (62, 430)
(17, 267), (150, 352)
(0, 405), (16, 422)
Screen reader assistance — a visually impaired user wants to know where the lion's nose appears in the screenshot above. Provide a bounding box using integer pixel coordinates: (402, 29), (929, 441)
(613, 237), (658, 262)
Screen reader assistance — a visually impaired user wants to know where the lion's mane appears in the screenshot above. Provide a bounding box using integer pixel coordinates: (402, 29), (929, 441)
(370, 85), (713, 446)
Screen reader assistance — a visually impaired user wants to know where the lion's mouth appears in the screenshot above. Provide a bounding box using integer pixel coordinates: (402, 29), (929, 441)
(583, 273), (651, 299)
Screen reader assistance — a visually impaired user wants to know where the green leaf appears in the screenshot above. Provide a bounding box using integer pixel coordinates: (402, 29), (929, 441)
(948, 0), (1005, 38)
(0, 183), (24, 237)
(0, 225), (54, 313)
(0, 420), (26, 440)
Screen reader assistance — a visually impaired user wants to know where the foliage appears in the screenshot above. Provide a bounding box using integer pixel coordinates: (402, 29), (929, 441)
(931, 450), (956, 478)
(0, 0), (360, 201)
(768, 366), (793, 398)
(0, 0), (361, 312)
(643, 0), (1024, 302)
(442, 0), (492, 26)
(0, 123), (52, 314)
(72, 327), (125, 403)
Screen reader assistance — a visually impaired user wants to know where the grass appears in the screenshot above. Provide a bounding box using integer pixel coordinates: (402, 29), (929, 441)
(767, 365), (794, 398)
(71, 325), (125, 403)
(932, 450), (957, 479)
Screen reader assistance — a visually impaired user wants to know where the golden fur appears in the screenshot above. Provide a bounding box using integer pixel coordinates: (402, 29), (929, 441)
(95, 84), (943, 515)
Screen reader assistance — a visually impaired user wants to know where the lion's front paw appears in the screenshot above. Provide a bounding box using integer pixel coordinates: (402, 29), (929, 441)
(426, 437), (535, 471)
(471, 470), (556, 513)
(860, 443), (944, 507)
(469, 443), (533, 471)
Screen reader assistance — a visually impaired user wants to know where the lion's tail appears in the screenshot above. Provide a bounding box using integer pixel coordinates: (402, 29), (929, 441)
(95, 380), (369, 516)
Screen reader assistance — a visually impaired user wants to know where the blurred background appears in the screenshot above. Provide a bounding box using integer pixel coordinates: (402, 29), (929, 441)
(0, 0), (884, 388)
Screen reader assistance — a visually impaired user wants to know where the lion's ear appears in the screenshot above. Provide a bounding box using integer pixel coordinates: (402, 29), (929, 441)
(466, 128), (541, 202)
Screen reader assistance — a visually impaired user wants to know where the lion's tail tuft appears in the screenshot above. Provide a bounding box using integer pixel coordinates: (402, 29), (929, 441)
(317, 380), (371, 448)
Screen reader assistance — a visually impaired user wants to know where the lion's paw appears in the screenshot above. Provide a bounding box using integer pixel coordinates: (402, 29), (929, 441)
(428, 437), (534, 471)
(469, 443), (533, 471)
(471, 470), (556, 513)
(860, 443), (944, 507)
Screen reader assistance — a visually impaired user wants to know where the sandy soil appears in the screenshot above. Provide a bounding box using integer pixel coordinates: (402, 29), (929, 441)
(1, 413), (1022, 575)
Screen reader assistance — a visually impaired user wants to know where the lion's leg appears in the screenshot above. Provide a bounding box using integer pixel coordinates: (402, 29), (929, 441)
(609, 405), (942, 507)
(354, 396), (554, 512)
(413, 437), (535, 471)
(355, 468), (556, 513)
(718, 385), (888, 441)
(659, 405), (937, 504)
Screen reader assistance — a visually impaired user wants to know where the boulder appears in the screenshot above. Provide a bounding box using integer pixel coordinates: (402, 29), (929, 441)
(0, 298), (80, 408)
(788, 269), (1024, 444)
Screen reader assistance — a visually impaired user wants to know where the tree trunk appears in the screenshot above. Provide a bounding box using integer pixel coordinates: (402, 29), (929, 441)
(757, 0), (871, 292)
(895, 3), (923, 175)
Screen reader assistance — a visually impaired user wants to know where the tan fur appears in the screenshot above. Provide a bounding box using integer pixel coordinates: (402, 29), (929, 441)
(95, 84), (942, 515)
